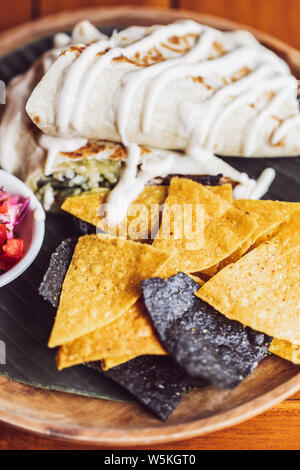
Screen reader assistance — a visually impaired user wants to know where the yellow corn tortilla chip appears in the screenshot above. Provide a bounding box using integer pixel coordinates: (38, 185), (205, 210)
(197, 212), (300, 345)
(202, 200), (300, 278)
(48, 234), (170, 348)
(198, 264), (220, 279)
(196, 183), (232, 278)
(234, 199), (300, 250)
(57, 275), (203, 370)
(270, 339), (300, 365)
(102, 355), (139, 370)
(57, 299), (167, 370)
(187, 274), (205, 286)
(209, 183), (233, 203)
(153, 178), (256, 277)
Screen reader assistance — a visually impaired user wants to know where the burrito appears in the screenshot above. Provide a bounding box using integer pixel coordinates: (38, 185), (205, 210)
(2, 21), (269, 214)
(0, 56), (255, 213)
(26, 20), (300, 158)
(0, 67), (250, 213)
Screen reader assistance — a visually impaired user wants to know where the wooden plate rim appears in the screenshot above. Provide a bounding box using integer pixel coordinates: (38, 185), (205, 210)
(0, 5), (300, 62)
(0, 373), (299, 446)
(0, 6), (299, 446)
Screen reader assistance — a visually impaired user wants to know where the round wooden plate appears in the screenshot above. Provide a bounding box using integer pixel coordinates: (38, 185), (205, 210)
(0, 6), (299, 446)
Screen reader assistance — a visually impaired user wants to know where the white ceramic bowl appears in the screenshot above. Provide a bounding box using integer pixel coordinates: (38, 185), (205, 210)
(0, 170), (45, 288)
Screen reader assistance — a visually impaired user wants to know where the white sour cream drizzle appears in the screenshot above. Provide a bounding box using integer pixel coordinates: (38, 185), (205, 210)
(72, 21), (203, 134)
(106, 143), (145, 225)
(272, 115), (300, 145)
(24, 26), (104, 176)
(72, 46), (124, 132)
(244, 84), (295, 156)
(141, 46), (254, 134)
(241, 167), (276, 200)
(45, 21), (300, 222)
(57, 39), (119, 133)
(105, 145), (269, 225)
(205, 73), (292, 151)
(118, 28), (216, 138)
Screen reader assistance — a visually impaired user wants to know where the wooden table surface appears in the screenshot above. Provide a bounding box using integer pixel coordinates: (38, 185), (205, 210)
(0, 0), (299, 450)
(2, 0), (300, 50)
(0, 390), (299, 450)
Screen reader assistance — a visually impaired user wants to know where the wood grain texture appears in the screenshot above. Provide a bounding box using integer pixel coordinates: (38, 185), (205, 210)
(0, 391), (299, 450)
(180, 0), (300, 49)
(0, 354), (299, 446)
(0, 0), (32, 31)
(39, 0), (170, 15)
(1, 1), (300, 50)
(0, 1), (171, 31)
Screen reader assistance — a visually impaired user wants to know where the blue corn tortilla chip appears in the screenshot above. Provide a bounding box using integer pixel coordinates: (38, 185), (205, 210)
(150, 174), (232, 186)
(39, 238), (77, 308)
(142, 273), (272, 389)
(88, 356), (206, 421)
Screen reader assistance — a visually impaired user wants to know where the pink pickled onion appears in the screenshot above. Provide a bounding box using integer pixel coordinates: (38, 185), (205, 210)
(0, 187), (30, 239)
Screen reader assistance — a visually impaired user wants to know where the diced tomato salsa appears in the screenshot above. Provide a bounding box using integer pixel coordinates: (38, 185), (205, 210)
(0, 187), (30, 274)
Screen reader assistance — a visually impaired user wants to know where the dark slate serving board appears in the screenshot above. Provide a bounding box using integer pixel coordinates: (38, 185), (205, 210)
(0, 28), (299, 402)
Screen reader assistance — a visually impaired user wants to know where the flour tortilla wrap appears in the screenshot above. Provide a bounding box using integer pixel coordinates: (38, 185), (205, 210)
(0, 64), (244, 212)
(1, 21), (278, 214)
(0, 40), (253, 212)
(0, 65), (245, 212)
(0, 20), (108, 178)
(26, 21), (300, 157)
